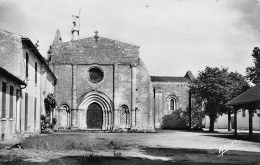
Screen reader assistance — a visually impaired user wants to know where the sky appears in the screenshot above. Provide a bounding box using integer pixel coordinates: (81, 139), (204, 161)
(0, 0), (260, 77)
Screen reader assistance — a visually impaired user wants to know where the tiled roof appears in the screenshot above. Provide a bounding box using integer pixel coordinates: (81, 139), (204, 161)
(0, 67), (26, 85)
(21, 37), (57, 82)
(226, 83), (260, 106)
(151, 76), (190, 82)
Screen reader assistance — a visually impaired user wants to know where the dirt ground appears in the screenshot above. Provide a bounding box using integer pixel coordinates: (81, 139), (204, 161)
(0, 129), (260, 164)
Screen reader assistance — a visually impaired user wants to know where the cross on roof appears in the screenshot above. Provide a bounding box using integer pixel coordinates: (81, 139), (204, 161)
(94, 30), (99, 41)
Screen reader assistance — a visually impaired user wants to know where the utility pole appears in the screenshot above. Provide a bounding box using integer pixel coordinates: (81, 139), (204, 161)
(189, 90), (192, 131)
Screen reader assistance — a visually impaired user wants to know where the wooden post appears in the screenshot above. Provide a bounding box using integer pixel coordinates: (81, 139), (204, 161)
(227, 110), (232, 131)
(248, 108), (253, 136)
(234, 107), (237, 136)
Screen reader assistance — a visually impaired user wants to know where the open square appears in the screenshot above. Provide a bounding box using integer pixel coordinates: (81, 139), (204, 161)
(0, 130), (260, 164)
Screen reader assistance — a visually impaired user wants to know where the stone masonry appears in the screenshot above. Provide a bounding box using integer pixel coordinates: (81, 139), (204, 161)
(49, 31), (154, 131)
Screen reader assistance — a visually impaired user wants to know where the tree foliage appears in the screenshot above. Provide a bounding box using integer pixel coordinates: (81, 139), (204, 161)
(190, 67), (249, 132)
(184, 97), (204, 128)
(44, 93), (57, 115)
(42, 93), (57, 133)
(246, 47), (260, 84)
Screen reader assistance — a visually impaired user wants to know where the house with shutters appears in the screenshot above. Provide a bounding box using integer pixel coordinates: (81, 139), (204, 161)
(0, 29), (56, 141)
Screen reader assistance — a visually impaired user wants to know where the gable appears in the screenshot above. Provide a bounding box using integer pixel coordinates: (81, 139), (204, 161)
(49, 37), (140, 65)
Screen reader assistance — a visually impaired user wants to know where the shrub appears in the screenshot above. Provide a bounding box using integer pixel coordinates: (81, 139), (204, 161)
(161, 108), (187, 129)
(41, 115), (57, 133)
(84, 152), (101, 163)
(107, 141), (122, 150)
(127, 129), (156, 133)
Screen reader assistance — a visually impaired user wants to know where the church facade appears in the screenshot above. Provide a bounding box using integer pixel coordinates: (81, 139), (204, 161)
(48, 30), (154, 131)
(48, 19), (193, 131)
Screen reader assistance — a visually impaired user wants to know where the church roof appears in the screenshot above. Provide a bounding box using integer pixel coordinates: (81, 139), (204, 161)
(226, 83), (260, 106)
(49, 37), (140, 65)
(151, 76), (190, 82)
(52, 36), (139, 48)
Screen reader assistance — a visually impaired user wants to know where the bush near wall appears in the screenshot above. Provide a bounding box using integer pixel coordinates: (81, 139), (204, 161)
(161, 108), (187, 129)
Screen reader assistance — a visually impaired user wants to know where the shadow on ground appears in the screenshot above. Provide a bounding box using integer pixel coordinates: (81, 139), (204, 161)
(1, 155), (253, 165)
(1, 148), (260, 165)
(203, 133), (260, 143)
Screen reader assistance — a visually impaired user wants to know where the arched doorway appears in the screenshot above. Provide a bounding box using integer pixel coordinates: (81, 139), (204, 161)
(87, 103), (103, 129)
(78, 91), (112, 130)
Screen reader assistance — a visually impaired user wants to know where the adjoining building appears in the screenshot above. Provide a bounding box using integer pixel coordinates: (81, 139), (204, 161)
(0, 29), (56, 141)
(151, 71), (195, 128)
(0, 67), (26, 140)
(48, 18), (194, 131)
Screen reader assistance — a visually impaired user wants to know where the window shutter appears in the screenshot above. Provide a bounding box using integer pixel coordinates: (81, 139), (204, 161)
(2, 82), (6, 118)
(9, 85), (13, 118)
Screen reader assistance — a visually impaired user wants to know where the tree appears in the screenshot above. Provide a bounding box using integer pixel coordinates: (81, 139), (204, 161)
(246, 47), (260, 84)
(226, 72), (250, 131)
(42, 93), (57, 132)
(184, 96), (204, 128)
(44, 93), (57, 118)
(190, 67), (249, 132)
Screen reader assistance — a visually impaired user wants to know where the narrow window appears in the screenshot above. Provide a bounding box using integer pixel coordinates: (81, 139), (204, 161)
(168, 97), (176, 111)
(26, 52), (29, 78)
(242, 110), (245, 117)
(120, 105), (130, 126)
(170, 99), (175, 110)
(34, 97), (37, 120)
(9, 85), (13, 118)
(35, 62), (37, 84)
(25, 92), (28, 131)
(1, 82), (7, 118)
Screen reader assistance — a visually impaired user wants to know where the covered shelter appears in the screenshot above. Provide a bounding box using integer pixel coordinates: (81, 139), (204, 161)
(226, 83), (260, 135)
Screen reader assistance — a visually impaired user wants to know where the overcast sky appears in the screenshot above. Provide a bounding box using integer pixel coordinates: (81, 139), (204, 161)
(0, 0), (260, 77)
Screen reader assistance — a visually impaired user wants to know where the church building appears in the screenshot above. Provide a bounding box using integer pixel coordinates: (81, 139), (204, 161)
(48, 17), (193, 131)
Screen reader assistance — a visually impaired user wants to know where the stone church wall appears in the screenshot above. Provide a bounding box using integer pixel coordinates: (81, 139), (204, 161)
(49, 36), (155, 131)
(153, 82), (190, 128)
(114, 65), (132, 128)
(135, 59), (154, 129)
(54, 64), (73, 108)
(76, 64), (114, 103)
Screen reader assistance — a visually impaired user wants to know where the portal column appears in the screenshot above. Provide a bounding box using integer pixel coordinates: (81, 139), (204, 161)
(113, 63), (120, 128)
(106, 110), (109, 130)
(108, 110), (111, 130)
(102, 111), (106, 130)
(131, 64), (137, 127)
(71, 65), (77, 128)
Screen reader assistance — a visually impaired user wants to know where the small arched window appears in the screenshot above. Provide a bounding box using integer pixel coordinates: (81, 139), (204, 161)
(167, 96), (177, 111)
(120, 105), (130, 127)
(170, 98), (175, 110)
(60, 104), (70, 113)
